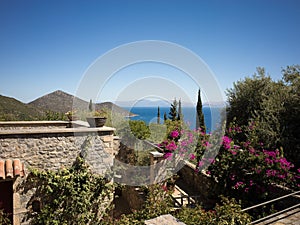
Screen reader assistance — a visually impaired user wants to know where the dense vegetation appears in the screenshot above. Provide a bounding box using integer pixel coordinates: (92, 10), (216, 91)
(226, 65), (300, 167)
(28, 157), (113, 225)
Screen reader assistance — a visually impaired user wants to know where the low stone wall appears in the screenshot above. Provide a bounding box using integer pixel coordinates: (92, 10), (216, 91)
(0, 121), (69, 130)
(177, 161), (217, 208)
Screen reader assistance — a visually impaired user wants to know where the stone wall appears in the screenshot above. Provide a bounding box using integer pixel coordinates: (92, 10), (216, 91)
(0, 121), (69, 130)
(177, 161), (217, 208)
(0, 121), (119, 225)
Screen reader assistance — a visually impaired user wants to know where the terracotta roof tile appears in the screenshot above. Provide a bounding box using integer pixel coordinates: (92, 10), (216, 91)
(0, 159), (25, 180)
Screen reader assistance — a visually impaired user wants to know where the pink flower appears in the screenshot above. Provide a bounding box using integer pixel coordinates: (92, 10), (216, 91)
(170, 130), (179, 138)
(266, 169), (277, 177)
(181, 140), (187, 147)
(189, 153), (196, 160)
(222, 136), (232, 150)
(203, 141), (211, 147)
(234, 181), (244, 189)
(277, 174), (286, 179)
(249, 147), (255, 154)
(166, 141), (177, 151)
(263, 150), (276, 158)
(164, 152), (173, 160)
(198, 160), (205, 167)
(279, 158), (293, 170)
(230, 150), (237, 155)
(230, 174), (236, 181)
(265, 158), (274, 165)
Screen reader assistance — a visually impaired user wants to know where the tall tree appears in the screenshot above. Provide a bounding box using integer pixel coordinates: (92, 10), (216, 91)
(196, 89), (206, 133)
(226, 65), (300, 167)
(226, 68), (271, 127)
(281, 65), (300, 167)
(168, 99), (178, 121)
(157, 106), (160, 124)
(177, 99), (183, 121)
(163, 112), (167, 123)
(88, 99), (93, 112)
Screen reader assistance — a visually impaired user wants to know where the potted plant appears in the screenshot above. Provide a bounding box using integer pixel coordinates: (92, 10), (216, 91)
(65, 110), (78, 121)
(86, 109), (108, 127)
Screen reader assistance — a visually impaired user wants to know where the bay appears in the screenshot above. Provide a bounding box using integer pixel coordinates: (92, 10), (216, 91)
(123, 106), (223, 133)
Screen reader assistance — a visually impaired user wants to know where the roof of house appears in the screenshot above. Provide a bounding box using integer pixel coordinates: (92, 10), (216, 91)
(0, 159), (25, 180)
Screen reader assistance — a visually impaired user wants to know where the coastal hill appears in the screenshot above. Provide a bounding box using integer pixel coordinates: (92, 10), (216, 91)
(0, 95), (43, 120)
(0, 90), (133, 121)
(29, 90), (133, 116)
(28, 90), (87, 113)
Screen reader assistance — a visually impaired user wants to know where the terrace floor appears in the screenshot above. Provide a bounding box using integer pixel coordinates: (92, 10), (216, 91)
(256, 207), (300, 225)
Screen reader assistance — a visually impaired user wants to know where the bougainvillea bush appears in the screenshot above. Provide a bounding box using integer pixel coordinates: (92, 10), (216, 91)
(207, 121), (300, 204)
(159, 121), (300, 206)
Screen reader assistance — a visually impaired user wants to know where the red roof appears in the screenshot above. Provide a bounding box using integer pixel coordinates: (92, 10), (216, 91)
(0, 159), (25, 180)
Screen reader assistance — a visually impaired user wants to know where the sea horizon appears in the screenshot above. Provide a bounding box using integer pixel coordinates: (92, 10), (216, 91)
(122, 106), (224, 132)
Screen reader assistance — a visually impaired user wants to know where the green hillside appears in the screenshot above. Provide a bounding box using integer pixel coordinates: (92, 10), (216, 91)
(0, 95), (44, 121)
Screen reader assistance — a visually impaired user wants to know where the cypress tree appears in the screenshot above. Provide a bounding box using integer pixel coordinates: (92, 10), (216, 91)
(177, 99), (183, 121)
(169, 99), (178, 121)
(163, 112), (167, 123)
(196, 89), (206, 133)
(89, 99), (93, 112)
(157, 106), (160, 124)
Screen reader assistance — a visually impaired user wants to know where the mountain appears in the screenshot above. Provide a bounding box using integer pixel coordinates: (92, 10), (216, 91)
(29, 90), (133, 116)
(29, 90), (87, 113)
(0, 95), (43, 121)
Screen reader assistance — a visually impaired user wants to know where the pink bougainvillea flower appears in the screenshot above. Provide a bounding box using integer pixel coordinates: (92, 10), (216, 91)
(222, 136), (232, 149)
(164, 152), (173, 160)
(166, 141), (177, 151)
(189, 153), (196, 160)
(170, 130), (179, 138)
(266, 169), (277, 177)
(248, 147), (255, 154)
(230, 174), (236, 181)
(230, 150), (237, 155)
(198, 160), (205, 167)
(234, 181), (244, 189)
(249, 180), (254, 186)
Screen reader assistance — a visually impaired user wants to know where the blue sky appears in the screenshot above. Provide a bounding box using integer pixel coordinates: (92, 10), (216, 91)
(0, 0), (299, 105)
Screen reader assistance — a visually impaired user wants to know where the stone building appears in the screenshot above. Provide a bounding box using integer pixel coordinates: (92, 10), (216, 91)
(0, 121), (119, 225)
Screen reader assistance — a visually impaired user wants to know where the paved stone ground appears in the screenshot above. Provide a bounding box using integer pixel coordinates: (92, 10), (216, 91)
(145, 214), (186, 225)
(257, 207), (300, 225)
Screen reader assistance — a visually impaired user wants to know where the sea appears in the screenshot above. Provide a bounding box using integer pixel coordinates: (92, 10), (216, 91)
(123, 107), (224, 133)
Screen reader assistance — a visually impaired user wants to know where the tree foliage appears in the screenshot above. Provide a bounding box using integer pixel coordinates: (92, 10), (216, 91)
(226, 66), (300, 167)
(226, 68), (272, 127)
(168, 99), (178, 121)
(196, 89), (206, 132)
(157, 106), (160, 124)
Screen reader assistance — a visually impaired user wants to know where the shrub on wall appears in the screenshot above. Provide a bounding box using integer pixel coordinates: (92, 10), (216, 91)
(28, 157), (113, 225)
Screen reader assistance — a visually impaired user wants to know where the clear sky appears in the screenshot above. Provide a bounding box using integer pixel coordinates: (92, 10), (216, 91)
(0, 0), (299, 105)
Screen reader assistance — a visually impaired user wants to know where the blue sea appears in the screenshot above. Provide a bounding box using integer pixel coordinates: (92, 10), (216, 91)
(123, 107), (224, 133)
